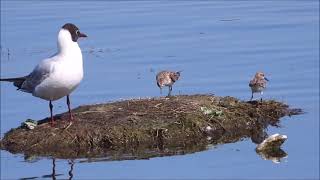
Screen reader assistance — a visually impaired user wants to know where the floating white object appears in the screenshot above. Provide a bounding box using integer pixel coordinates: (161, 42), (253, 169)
(256, 133), (288, 163)
(256, 133), (287, 151)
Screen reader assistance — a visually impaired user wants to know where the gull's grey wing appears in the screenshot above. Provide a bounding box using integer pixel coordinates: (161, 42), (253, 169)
(20, 58), (56, 93)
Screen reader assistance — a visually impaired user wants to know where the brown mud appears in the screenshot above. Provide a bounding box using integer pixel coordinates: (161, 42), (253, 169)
(0, 94), (303, 160)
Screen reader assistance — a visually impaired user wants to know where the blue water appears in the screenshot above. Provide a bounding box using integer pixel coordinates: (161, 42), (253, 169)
(1, 1), (319, 179)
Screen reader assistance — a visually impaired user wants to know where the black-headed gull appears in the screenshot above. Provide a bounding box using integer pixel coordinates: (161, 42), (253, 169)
(0, 23), (87, 125)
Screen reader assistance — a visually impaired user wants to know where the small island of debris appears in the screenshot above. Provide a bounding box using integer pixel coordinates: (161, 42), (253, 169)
(0, 94), (302, 160)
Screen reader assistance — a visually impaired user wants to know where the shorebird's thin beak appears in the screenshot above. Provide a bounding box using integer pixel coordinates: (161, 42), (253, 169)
(78, 32), (87, 38)
(264, 77), (269, 81)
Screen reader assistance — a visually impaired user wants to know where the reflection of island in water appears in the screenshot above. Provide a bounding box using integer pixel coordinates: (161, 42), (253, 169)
(22, 133), (289, 180)
(20, 133), (289, 180)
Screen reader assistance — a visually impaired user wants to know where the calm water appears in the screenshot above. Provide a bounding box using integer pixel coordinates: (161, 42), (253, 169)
(1, 1), (319, 179)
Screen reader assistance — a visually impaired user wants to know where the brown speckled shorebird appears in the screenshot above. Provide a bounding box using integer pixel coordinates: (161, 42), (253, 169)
(156, 70), (181, 97)
(249, 72), (269, 101)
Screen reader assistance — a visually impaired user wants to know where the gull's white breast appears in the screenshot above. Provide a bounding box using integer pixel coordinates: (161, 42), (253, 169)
(33, 47), (83, 101)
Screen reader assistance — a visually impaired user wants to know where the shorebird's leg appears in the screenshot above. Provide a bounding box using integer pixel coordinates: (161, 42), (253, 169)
(49, 100), (54, 125)
(167, 86), (172, 97)
(250, 92), (253, 101)
(67, 95), (73, 121)
(260, 91), (263, 102)
(160, 87), (162, 95)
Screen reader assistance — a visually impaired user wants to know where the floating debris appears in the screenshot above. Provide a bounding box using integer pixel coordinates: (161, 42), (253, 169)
(21, 119), (38, 130)
(200, 106), (224, 117)
(256, 133), (288, 163)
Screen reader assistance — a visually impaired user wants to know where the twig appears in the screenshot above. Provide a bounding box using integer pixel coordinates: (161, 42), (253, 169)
(64, 121), (73, 130)
(154, 103), (162, 108)
(208, 116), (227, 131)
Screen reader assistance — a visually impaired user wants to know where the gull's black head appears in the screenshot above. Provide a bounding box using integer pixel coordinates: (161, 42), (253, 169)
(62, 23), (87, 42)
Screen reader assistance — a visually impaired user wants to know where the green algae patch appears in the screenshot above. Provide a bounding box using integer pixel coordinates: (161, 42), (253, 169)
(0, 94), (302, 159)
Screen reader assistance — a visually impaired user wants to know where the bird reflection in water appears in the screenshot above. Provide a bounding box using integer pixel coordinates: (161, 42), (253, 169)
(68, 160), (75, 180)
(20, 158), (75, 180)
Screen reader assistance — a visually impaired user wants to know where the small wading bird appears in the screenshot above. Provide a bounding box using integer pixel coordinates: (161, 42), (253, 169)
(0, 23), (87, 126)
(249, 72), (269, 102)
(156, 70), (181, 97)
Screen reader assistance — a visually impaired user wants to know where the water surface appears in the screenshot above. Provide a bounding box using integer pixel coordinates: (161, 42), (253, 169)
(1, 1), (319, 179)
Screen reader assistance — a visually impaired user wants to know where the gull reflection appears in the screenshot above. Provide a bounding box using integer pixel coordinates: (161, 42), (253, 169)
(20, 158), (74, 180)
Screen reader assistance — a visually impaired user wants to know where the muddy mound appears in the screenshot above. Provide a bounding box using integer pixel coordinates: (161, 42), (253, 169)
(0, 94), (302, 159)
